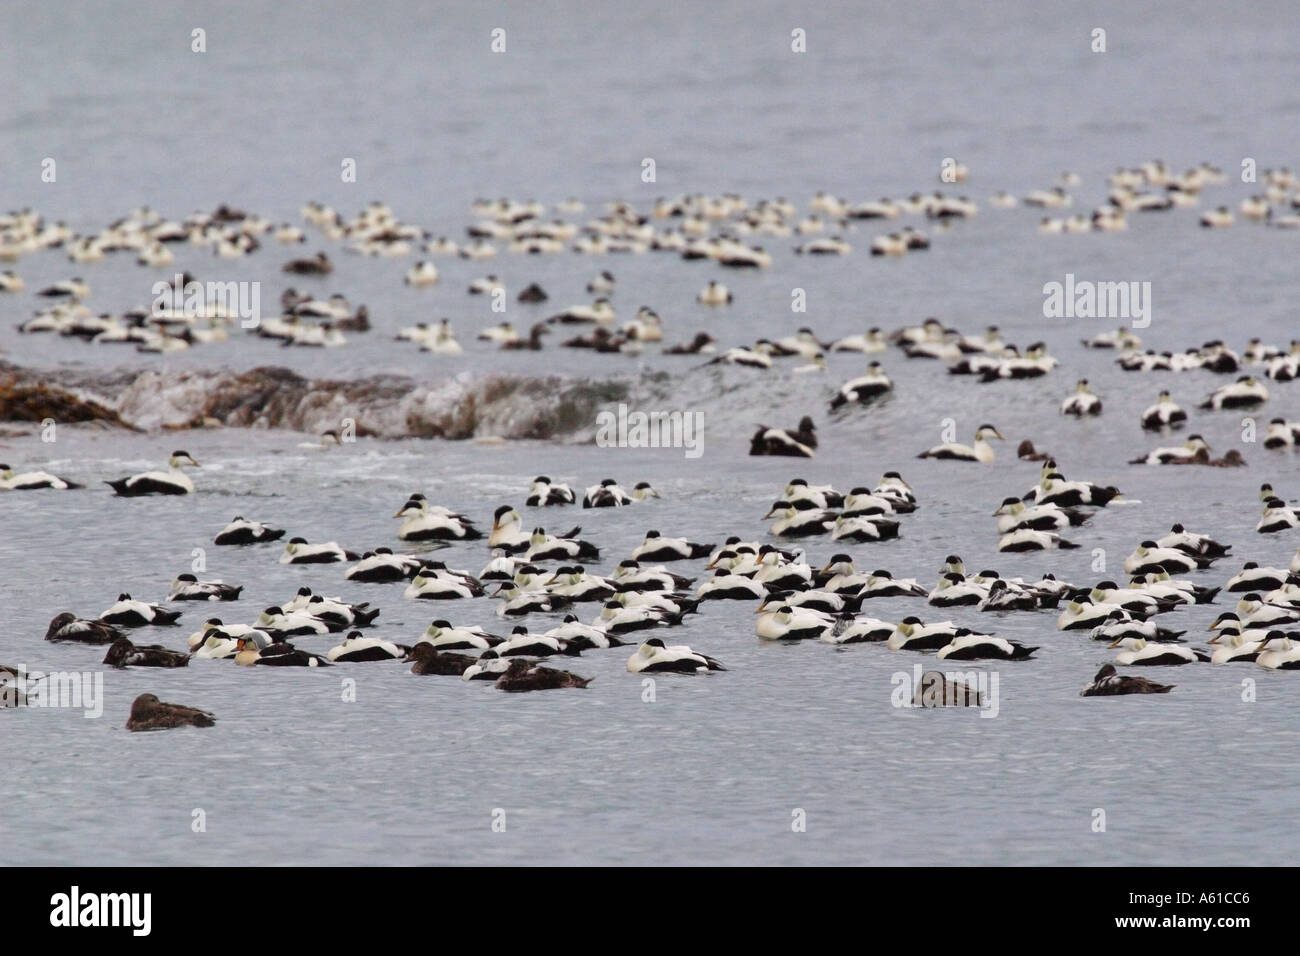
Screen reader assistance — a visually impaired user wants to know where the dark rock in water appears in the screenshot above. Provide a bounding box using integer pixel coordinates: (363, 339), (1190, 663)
(0, 372), (134, 428)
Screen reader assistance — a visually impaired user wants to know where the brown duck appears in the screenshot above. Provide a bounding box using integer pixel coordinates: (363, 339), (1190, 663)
(126, 693), (215, 731)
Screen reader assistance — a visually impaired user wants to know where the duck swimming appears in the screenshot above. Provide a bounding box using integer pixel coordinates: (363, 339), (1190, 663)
(106, 451), (200, 496)
(408, 644), (478, 676)
(45, 612), (124, 644)
(235, 637), (330, 667)
(1060, 379), (1102, 416)
(1079, 664), (1174, 696)
(583, 478), (632, 508)
(280, 538), (359, 563)
(125, 694), (215, 731)
(99, 594), (181, 627)
(327, 631), (409, 663)
(494, 658), (593, 691)
(935, 635), (1037, 661)
(626, 637), (725, 673)
(829, 362), (893, 409)
(0, 464), (82, 490)
(1110, 637), (1208, 665)
(213, 516), (285, 545)
(918, 424), (1004, 463)
(526, 476), (576, 506)
(168, 574), (242, 602)
(750, 417), (817, 458)
(103, 638), (189, 668)
(631, 530), (714, 562)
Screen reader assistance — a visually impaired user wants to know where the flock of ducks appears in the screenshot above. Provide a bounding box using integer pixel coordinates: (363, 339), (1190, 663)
(4, 162), (1300, 724)
(10, 448), (1300, 723)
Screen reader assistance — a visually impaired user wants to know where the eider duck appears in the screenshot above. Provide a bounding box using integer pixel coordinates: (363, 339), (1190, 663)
(1258, 498), (1299, 534)
(282, 251), (332, 274)
(1080, 664), (1174, 696)
(346, 549), (428, 583)
(888, 617), (991, 651)
(750, 417), (818, 457)
(754, 605), (834, 641)
(214, 516), (285, 545)
(631, 481), (660, 501)
(167, 574), (242, 602)
(935, 635), (1037, 661)
(586, 270), (616, 294)
(0, 464), (82, 490)
(664, 331), (718, 355)
(1140, 391), (1187, 431)
(280, 538), (358, 563)
(626, 637), (724, 673)
(106, 451), (200, 496)
(829, 362), (893, 409)
(526, 527), (600, 561)
(125, 694), (215, 731)
(631, 531), (714, 562)
(103, 638), (189, 669)
(997, 529), (1080, 552)
(526, 476), (576, 506)
(541, 615), (622, 650)
(327, 631), (409, 663)
(418, 620), (503, 651)
(1256, 632), (1300, 670)
(918, 424), (1004, 463)
(235, 638), (330, 667)
(393, 498), (482, 540)
(1129, 435), (1212, 465)
(45, 612), (123, 644)
(517, 282), (549, 303)
(707, 346), (772, 369)
(1060, 379), (1102, 416)
(1110, 637), (1207, 665)
(583, 478), (632, 508)
(1198, 376), (1268, 411)
(494, 658), (593, 691)
(408, 644), (477, 676)
(99, 595), (181, 627)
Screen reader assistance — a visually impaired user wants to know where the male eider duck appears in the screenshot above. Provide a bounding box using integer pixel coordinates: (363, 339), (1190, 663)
(526, 476), (576, 506)
(393, 498), (482, 540)
(167, 574), (242, 602)
(583, 478), (632, 508)
(1198, 376), (1268, 411)
(631, 530), (714, 562)
(918, 424), (1003, 463)
(1140, 391), (1187, 431)
(1256, 632), (1300, 670)
(403, 261), (440, 286)
(0, 463), (82, 490)
(1060, 379), (1102, 416)
(586, 270), (616, 294)
(235, 637), (330, 667)
(99, 594), (181, 627)
(106, 451), (200, 496)
(327, 631), (409, 663)
(828, 362), (893, 409)
(125, 694), (215, 731)
(1079, 664), (1174, 696)
(280, 538), (359, 564)
(1129, 435), (1211, 465)
(1110, 637), (1208, 665)
(887, 617), (991, 651)
(214, 516), (285, 545)
(627, 637), (724, 673)
(936, 635), (1037, 661)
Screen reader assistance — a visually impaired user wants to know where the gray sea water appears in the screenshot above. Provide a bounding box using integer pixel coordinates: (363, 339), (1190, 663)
(2, 0), (1300, 865)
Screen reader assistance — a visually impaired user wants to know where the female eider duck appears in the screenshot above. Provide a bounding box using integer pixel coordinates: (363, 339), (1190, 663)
(104, 638), (190, 669)
(1080, 664), (1174, 696)
(494, 658), (593, 691)
(99, 594), (181, 627)
(1060, 379), (1102, 416)
(829, 362), (893, 410)
(918, 424), (1003, 463)
(214, 516), (285, 545)
(125, 694), (215, 731)
(0, 463), (82, 490)
(627, 637), (724, 673)
(45, 612), (124, 644)
(106, 451), (200, 496)
(407, 644), (477, 676)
